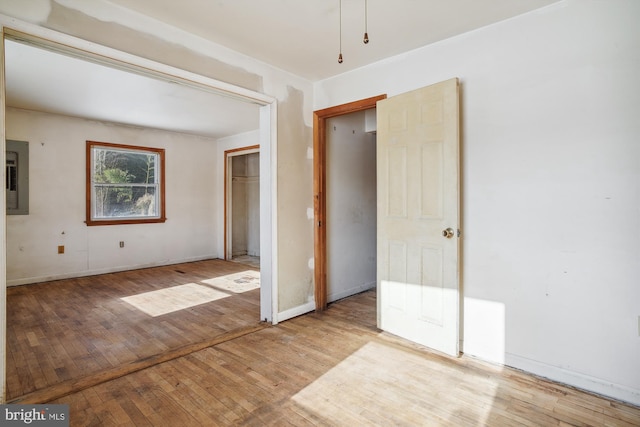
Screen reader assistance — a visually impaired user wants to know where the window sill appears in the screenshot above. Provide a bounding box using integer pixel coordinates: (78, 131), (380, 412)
(85, 217), (167, 226)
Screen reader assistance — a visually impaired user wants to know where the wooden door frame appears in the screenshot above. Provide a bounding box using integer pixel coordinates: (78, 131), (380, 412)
(313, 95), (386, 311)
(224, 145), (260, 260)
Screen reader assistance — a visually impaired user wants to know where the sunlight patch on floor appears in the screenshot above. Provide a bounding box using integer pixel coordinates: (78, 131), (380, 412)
(120, 271), (260, 316)
(121, 283), (230, 317)
(291, 339), (498, 425)
(201, 270), (260, 293)
(230, 255), (260, 269)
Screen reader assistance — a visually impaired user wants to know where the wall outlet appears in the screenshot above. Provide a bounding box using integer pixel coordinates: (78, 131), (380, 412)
(119, 241), (124, 248)
(57, 245), (64, 254)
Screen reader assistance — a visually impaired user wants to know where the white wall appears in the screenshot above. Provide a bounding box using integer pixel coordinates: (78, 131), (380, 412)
(0, 0), (316, 314)
(231, 157), (249, 256)
(315, 0), (640, 405)
(231, 153), (260, 257)
(6, 108), (219, 285)
(215, 130), (261, 258)
(4, 0), (638, 406)
(246, 153), (260, 257)
(327, 111), (377, 302)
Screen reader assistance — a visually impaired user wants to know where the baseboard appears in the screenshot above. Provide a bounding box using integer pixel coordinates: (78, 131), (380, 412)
(328, 281), (376, 303)
(276, 282), (376, 323)
(6, 255), (219, 287)
(505, 352), (640, 407)
(277, 301), (315, 323)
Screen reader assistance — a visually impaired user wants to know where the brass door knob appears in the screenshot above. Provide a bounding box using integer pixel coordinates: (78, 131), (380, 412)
(442, 228), (454, 239)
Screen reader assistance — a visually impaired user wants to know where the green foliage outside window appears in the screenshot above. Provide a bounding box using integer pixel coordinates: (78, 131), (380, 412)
(87, 141), (165, 225)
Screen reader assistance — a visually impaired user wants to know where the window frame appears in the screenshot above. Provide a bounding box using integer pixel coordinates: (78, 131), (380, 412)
(6, 139), (30, 215)
(86, 140), (166, 226)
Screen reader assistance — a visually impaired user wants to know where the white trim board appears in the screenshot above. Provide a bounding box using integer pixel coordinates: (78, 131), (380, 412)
(277, 302), (315, 323)
(0, 14), (279, 401)
(328, 282), (376, 304)
(6, 255), (220, 287)
(505, 352), (640, 407)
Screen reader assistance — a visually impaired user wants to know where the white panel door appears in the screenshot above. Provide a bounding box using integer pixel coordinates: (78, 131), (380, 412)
(377, 78), (460, 357)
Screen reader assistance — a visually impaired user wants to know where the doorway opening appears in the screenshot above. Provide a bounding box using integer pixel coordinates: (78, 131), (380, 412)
(225, 146), (260, 269)
(0, 22), (278, 402)
(325, 111), (377, 302)
(313, 95), (386, 310)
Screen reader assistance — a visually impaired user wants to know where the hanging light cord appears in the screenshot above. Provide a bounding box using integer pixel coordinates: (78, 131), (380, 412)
(363, 0), (369, 44)
(338, 0), (370, 63)
(338, 0), (344, 63)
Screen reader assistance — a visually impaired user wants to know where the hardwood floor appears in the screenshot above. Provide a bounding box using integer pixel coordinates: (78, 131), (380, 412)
(36, 290), (640, 426)
(6, 259), (261, 402)
(7, 271), (640, 426)
(230, 255), (260, 269)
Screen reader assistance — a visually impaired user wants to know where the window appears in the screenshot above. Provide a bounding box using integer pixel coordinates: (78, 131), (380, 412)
(6, 140), (29, 215)
(86, 141), (166, 226)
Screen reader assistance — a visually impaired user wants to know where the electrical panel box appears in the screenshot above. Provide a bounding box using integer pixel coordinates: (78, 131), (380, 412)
(6, 140), (29, 215)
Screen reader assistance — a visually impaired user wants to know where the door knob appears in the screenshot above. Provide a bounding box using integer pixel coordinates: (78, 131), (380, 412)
(442, 228), (454, 239)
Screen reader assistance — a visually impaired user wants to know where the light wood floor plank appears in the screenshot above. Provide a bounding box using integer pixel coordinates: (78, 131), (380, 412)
(42, 289), (640, 426)
(9, 281), (640, 426)
(6, 259), (261, 401)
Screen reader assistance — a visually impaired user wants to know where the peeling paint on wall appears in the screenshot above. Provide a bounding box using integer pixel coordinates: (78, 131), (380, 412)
(0, 0), (51, 23)
(277, 86), (314, 311)
(45, 2), (263, 91)
(1, 1), (317, 325)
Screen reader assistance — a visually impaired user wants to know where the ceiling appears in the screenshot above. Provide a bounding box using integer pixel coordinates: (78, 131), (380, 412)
(4, 39), (261, 139)
(106, 0), (560, 81)
(4, 0), (559, 139)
